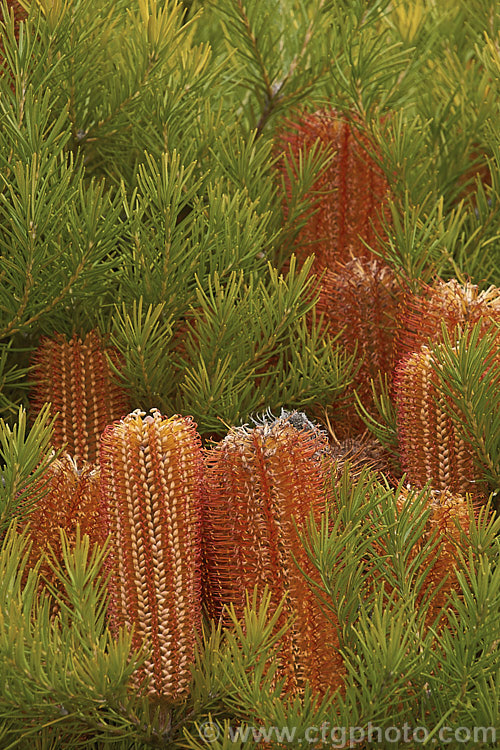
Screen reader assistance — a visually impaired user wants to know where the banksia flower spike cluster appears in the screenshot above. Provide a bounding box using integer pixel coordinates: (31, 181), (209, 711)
(395, 344), (482, 496)
(99, 409), (203, 701)
(396, 279), (500, 365)
(22, 455), (105, 601)
(203, 410), (344, 697)
(30, 331), (131, 464)
(277, 108), (391, 273)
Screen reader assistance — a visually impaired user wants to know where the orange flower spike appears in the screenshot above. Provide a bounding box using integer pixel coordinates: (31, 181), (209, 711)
(395, 489), (476, 629)
(30, 330), (131, 464)
(395, 345), (481, 496)
(317, 257), (404, 434)
(319, 259), (402, 373)
(203, 411), (343, 697)
(22, 455), (106, 595)
(99, 409), (203, 701)
(396, 279), (500, 365)
(277, 108), (392, 272)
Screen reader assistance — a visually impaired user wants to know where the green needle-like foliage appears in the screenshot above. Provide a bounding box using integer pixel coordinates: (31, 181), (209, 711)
(0, 91), (122, 338)
(116, 148), (273, 314)
(110, 256), (355, 435)
(354, 374), (400, 471)
(108, 299), (177, 412)
(174, 258), (355, 435)
(0, 525), (141, 747)
(0, 405), (56, 533)
(0, 525), (247, 749)
(207, 0), (337, 134)
(0, 339), (30, 416)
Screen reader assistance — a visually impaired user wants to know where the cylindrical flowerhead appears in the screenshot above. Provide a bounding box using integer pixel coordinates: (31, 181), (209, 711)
(394, 488), (476, 629)
(277, 108), (392, 272)
(30, 330), (131, 464)
(203, 410), (344, 697)
(22, 455), (106, 600)
(99, 409), (203, 701)
(317, 257), (403, 435)
(395, 345), (482, 495)
(396, 279), (500, 366)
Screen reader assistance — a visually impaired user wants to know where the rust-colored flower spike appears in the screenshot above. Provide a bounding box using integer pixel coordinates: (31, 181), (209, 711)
(396, 279), (500, 366)
(99, 409), (203, 701)
(316, 257), (404, 435)
(203, 410), (344, 697)
(395, 344), (484, 497)
(277, 108), (392, 272)
(30, 330), (131, 464)
(22, 455), (106, 602)
(393, 488), (476, 629)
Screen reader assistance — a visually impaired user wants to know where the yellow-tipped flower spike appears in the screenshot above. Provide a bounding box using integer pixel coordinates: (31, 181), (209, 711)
(99, 408), (203, 701)
(203, 410), (344, 697)
(30, 330), (131, 464)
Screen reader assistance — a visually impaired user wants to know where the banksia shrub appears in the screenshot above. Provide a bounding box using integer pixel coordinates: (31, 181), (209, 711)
(203, 410), (344, 697)
(99, 409), (203, 701)
(277, 108), (391, 272)
(395, 344), (483, 496)
(30, 331), (131, 464)
(396, 279), (500, 365)
(21, 454), (105, 601)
